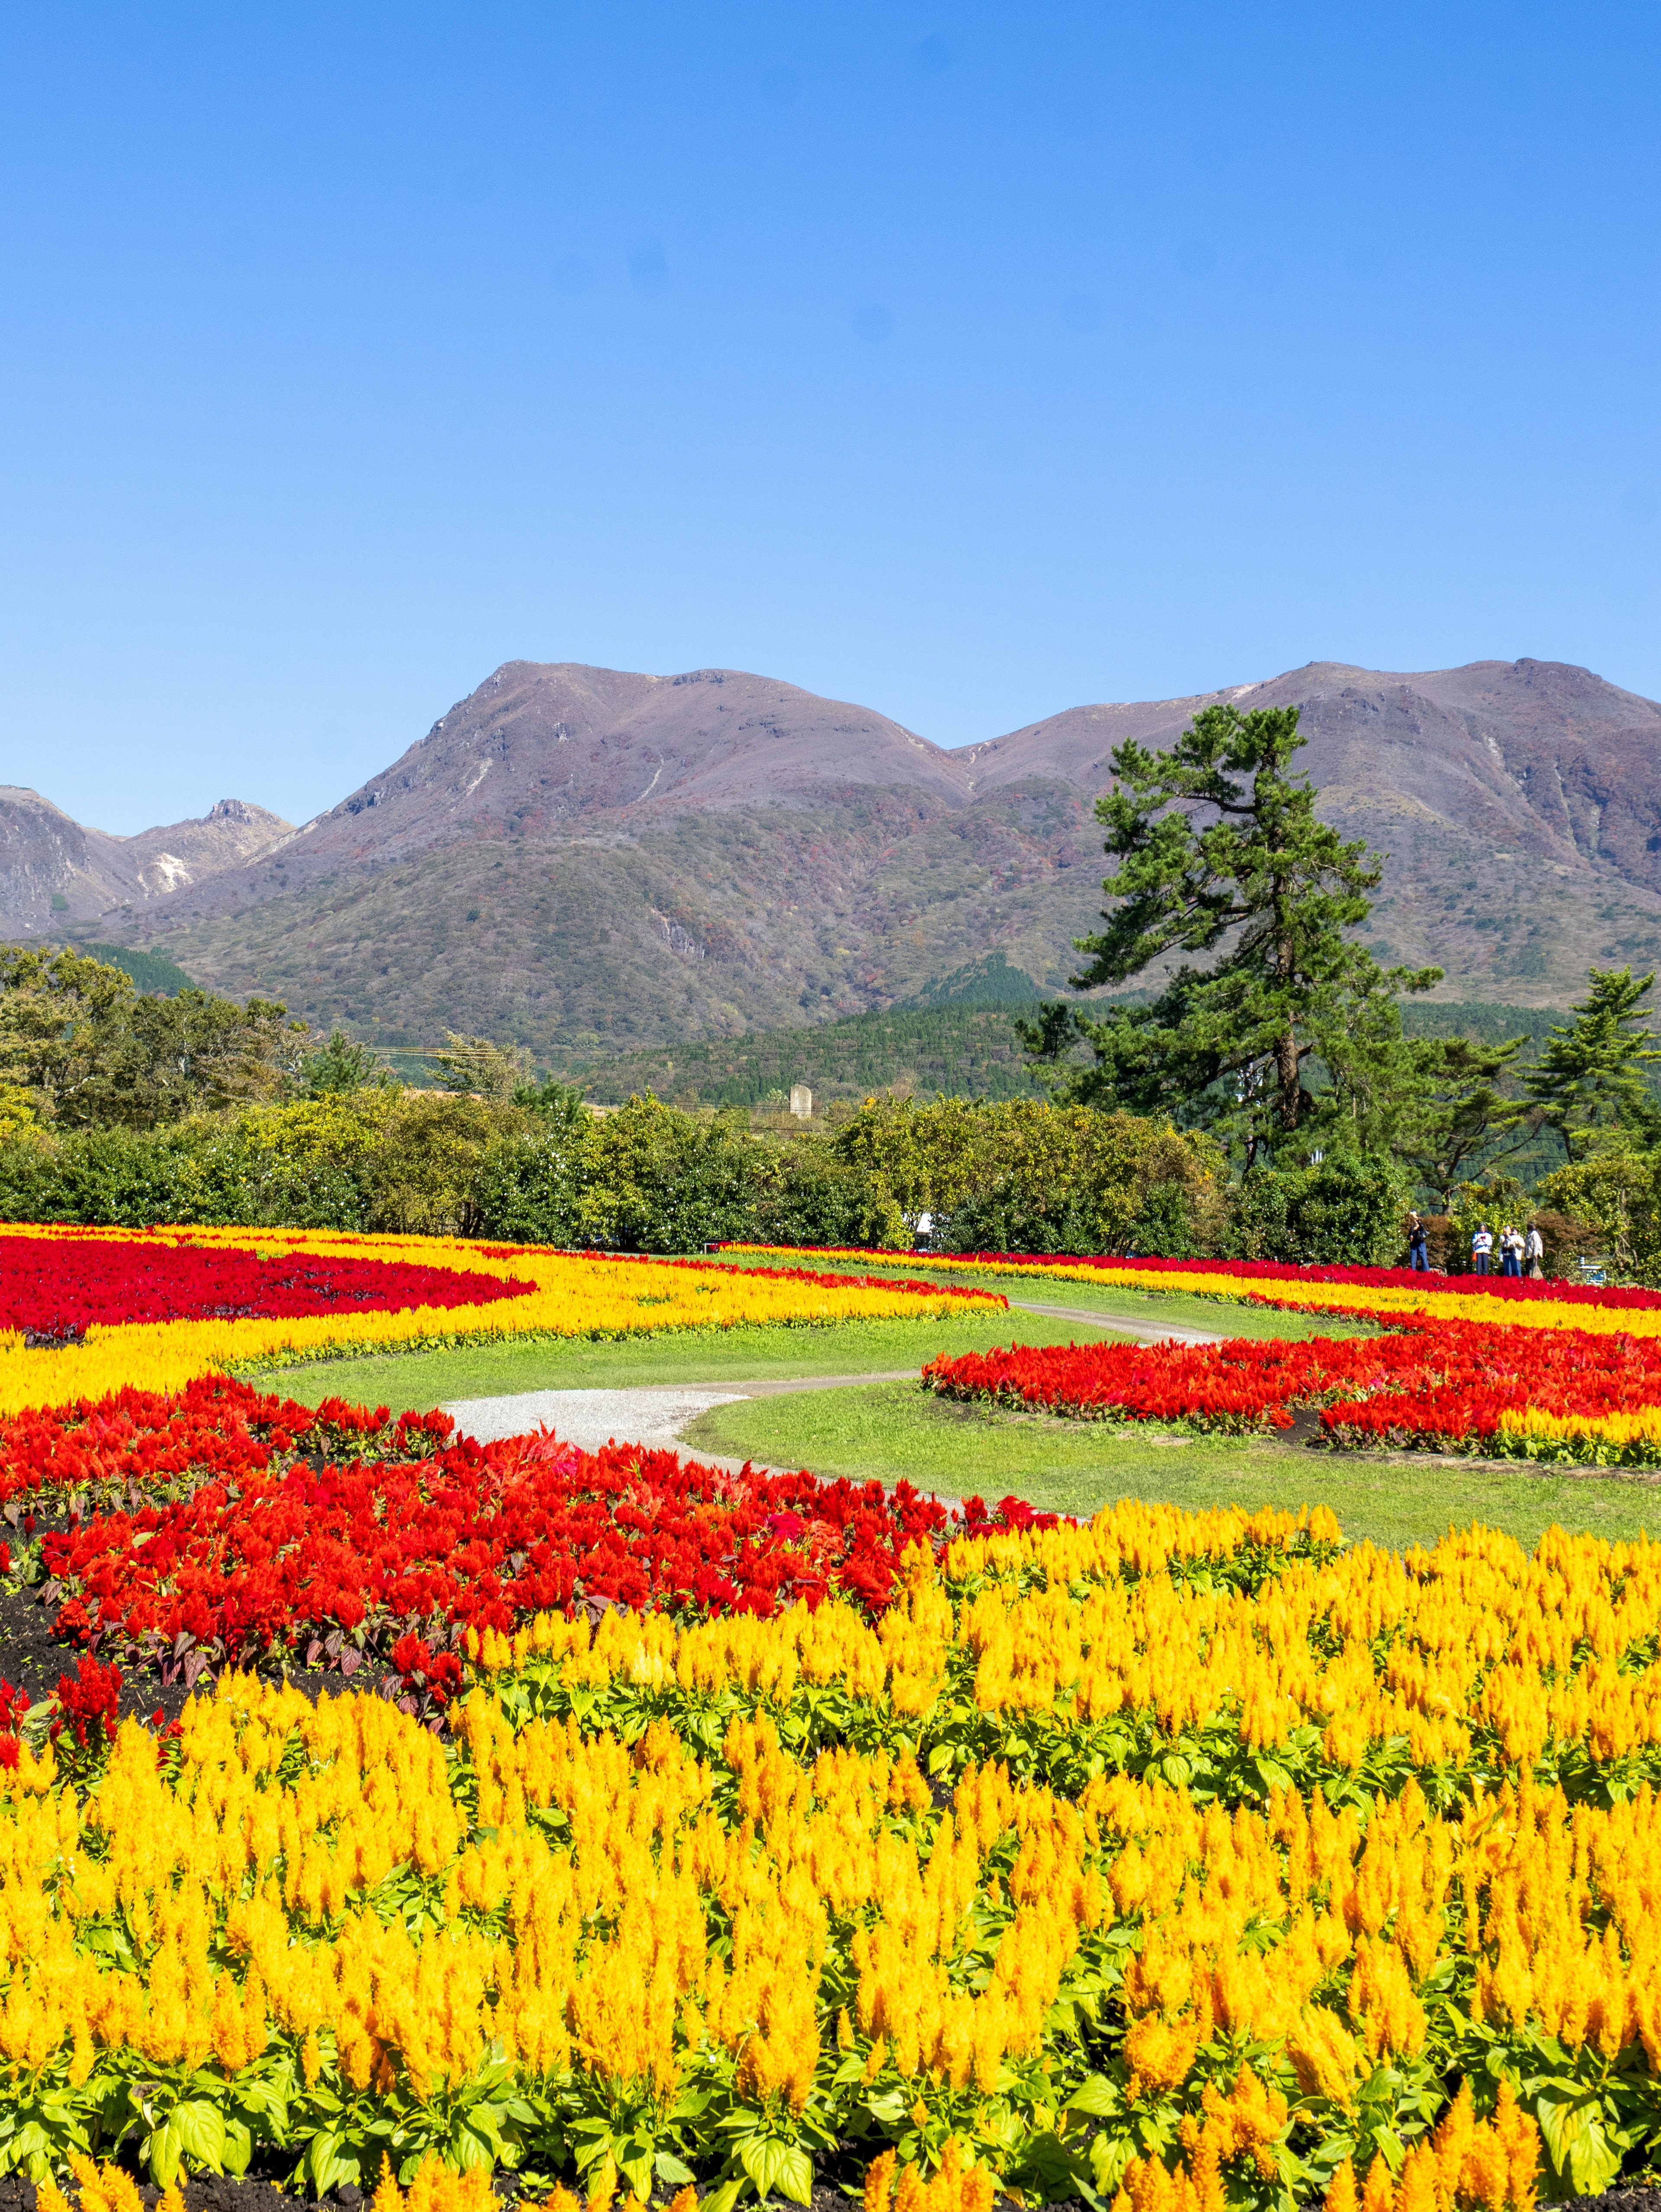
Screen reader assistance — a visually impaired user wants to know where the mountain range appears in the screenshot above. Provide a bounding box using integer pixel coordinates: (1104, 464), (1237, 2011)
(6, 655), (1661, 1060)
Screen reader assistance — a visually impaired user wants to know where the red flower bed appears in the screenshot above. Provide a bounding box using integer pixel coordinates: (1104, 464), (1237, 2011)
(0, 1232), (531, 1339)
(727, 1244), (1661, 1310)
(923, 1320), (1661, 1447)
(3, 1377), (1051, 1684)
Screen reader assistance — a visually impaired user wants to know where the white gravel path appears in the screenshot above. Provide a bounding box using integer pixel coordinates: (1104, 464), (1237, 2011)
(441, 1386), (752, 1451)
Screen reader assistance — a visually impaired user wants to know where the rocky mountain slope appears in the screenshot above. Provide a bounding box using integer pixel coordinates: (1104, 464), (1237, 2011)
(13, 655), (1661, 1058)
(0, 791), (292, 936)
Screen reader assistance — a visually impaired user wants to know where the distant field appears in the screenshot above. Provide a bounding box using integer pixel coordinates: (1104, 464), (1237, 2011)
(260, 1302), (1135, 1414)
(712, 1250), (1380, 1341)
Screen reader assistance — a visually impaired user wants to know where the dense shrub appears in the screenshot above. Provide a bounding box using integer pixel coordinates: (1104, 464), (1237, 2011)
(753, 1143), (908, 1250)
(834, 1097), (1225, 1256)
(1535, 1150), (1661, 1284)
(0, 1124), (363, 1230)
(1228, 1152), (1408, 1267)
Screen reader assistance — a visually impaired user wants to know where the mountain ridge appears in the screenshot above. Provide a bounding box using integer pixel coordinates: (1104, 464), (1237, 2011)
(6, 654), (1660, 1055)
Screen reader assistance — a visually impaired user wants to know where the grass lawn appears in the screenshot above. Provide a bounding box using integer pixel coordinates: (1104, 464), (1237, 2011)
(258, 1306), (1139, 1415)
(710, 1252), (1376, 1342)
(678, 1380), (1661, 1556)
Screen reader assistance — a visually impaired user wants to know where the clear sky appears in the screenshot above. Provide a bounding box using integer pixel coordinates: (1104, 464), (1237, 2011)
(2, 1), (1657, 835)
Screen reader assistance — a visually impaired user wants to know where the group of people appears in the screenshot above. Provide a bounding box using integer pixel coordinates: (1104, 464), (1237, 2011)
(1404, 1213), (1545, 1278)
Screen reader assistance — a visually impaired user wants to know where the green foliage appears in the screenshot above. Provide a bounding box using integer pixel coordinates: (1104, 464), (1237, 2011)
(471, 1125), (587, 1246)
(247, 1090), (512, 1236)
(574, 1098), (767, 1252)
(0, 944), (308, 1130)
(431, 1031), (535, 1103)
(1397, 1034), (1534, 1207)
(104, 990), (310, 1126)
(301, 1028), (398, 1097)
(1020, 702), (1440, 1164)
(63, 939), (196, 996)
(831, 1097), (1225, 1256)
(475, 1098), (770, 1253)
(1534, 1152), (1661, 1285)
(0, 1121), (364, 1231)
(1228, 1153), (1410, 1267)
(0, 944), (136, 1123)
(899, 951), (1046, 1008)
(1524, 967), (1661, 1163)
(753, 1145), (908, 1251)
(513, 1075), (589, 1127)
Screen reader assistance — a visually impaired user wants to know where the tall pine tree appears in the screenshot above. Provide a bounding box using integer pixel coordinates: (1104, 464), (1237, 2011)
(1019, 700), (1440, 1163)
(1524, 967), (1661, 1162)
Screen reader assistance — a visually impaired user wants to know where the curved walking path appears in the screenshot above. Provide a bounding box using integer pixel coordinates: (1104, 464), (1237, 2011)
(440, 1297), (1221, 1454)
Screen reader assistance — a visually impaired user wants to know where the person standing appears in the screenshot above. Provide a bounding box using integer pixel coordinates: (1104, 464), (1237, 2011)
(1407, 1212), (1430, 1270)
(1471, 1222), (1494, 1275)
(1500, 1223), (1524, 1277)
(1525, 1221), (1545, 1279)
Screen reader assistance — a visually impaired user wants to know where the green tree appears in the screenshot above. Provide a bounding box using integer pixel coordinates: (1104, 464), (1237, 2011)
(830, 1095), (1225, 1254)
(431, 1031), (534, 1102)
(1523, 966), (1661, 1163)
(513, 1073), (589, 1127)
(301, 1028), (397, 1097)
(1534, 1151), (1661, 1284)
(1398, 1034), (1533, 1207)
(1017, 703), (1440, 1164)
(0, 944), (135, 1122)
(106, 990), (309, 1125)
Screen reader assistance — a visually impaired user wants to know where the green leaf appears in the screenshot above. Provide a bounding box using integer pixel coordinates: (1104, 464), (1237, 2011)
(1537, 2094), (1623, 2199)
(740, 2138), (783, 2196)
(656, 2153), (696, 2185)
(222, 2120), (253, 2177)
(1065, 2076), (1122, 2118)
(148, 2121), (185, 2189)
(701, 2178), (746, 2212)
(306, 2130), (363, 2199)
(618, 2146), (656, 2201)
(172, 2100), (227, 2174)
(773, 2146), (815, 2205)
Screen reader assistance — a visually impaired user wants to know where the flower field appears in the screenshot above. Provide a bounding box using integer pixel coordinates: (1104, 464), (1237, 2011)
(717, 1248), (1661, 1335)
(0, 1374), (1034, 1689)
(0, 1225), (1005, 1418)
(3, 1502), (1660, 2209)
(3, 1233), (1661, 2209)
(726, 1247), (1661, 1465)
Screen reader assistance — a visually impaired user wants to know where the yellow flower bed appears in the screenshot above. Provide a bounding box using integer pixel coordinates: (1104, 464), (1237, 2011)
(3, 1504), (1658, 2205)
(721, 1245), (1661, 1339)
(0, 1223), (1004, 1418)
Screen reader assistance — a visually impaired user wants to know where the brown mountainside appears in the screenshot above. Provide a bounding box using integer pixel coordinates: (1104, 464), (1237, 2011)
(17, 655), (1661, 1058)
(0, 792), (292, 936)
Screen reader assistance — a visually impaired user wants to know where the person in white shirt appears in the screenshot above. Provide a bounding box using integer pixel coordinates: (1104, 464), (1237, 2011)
(1470, 1223), (1494, 1276)
(1499, 1223), (1524, 1277)
(1524, 1223), (1545, 1278)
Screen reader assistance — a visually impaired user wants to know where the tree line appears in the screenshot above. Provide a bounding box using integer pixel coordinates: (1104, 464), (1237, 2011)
(3, 692), (1661, 1278)
(1016, 699), (1661, 1274)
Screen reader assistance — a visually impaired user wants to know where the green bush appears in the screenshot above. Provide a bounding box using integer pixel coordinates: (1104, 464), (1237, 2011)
(573, 1098), (766, 1252)
(753, 1143), (907, 1250)
(0, 1124), (363, 1230)
(1228, 1153), (1408, 1267)
(836, 1098), (1224, 1256)
(473, 1128), (586, 1245)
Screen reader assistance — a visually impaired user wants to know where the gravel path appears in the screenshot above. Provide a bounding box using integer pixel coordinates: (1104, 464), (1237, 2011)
(439, 1303), (1219, 1457)
(440, 1370), (924, 1450)
(1008, 1296), (1222, 1344)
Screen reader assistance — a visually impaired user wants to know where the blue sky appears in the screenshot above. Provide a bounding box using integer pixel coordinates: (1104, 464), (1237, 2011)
(2, 0), (1657, 834)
